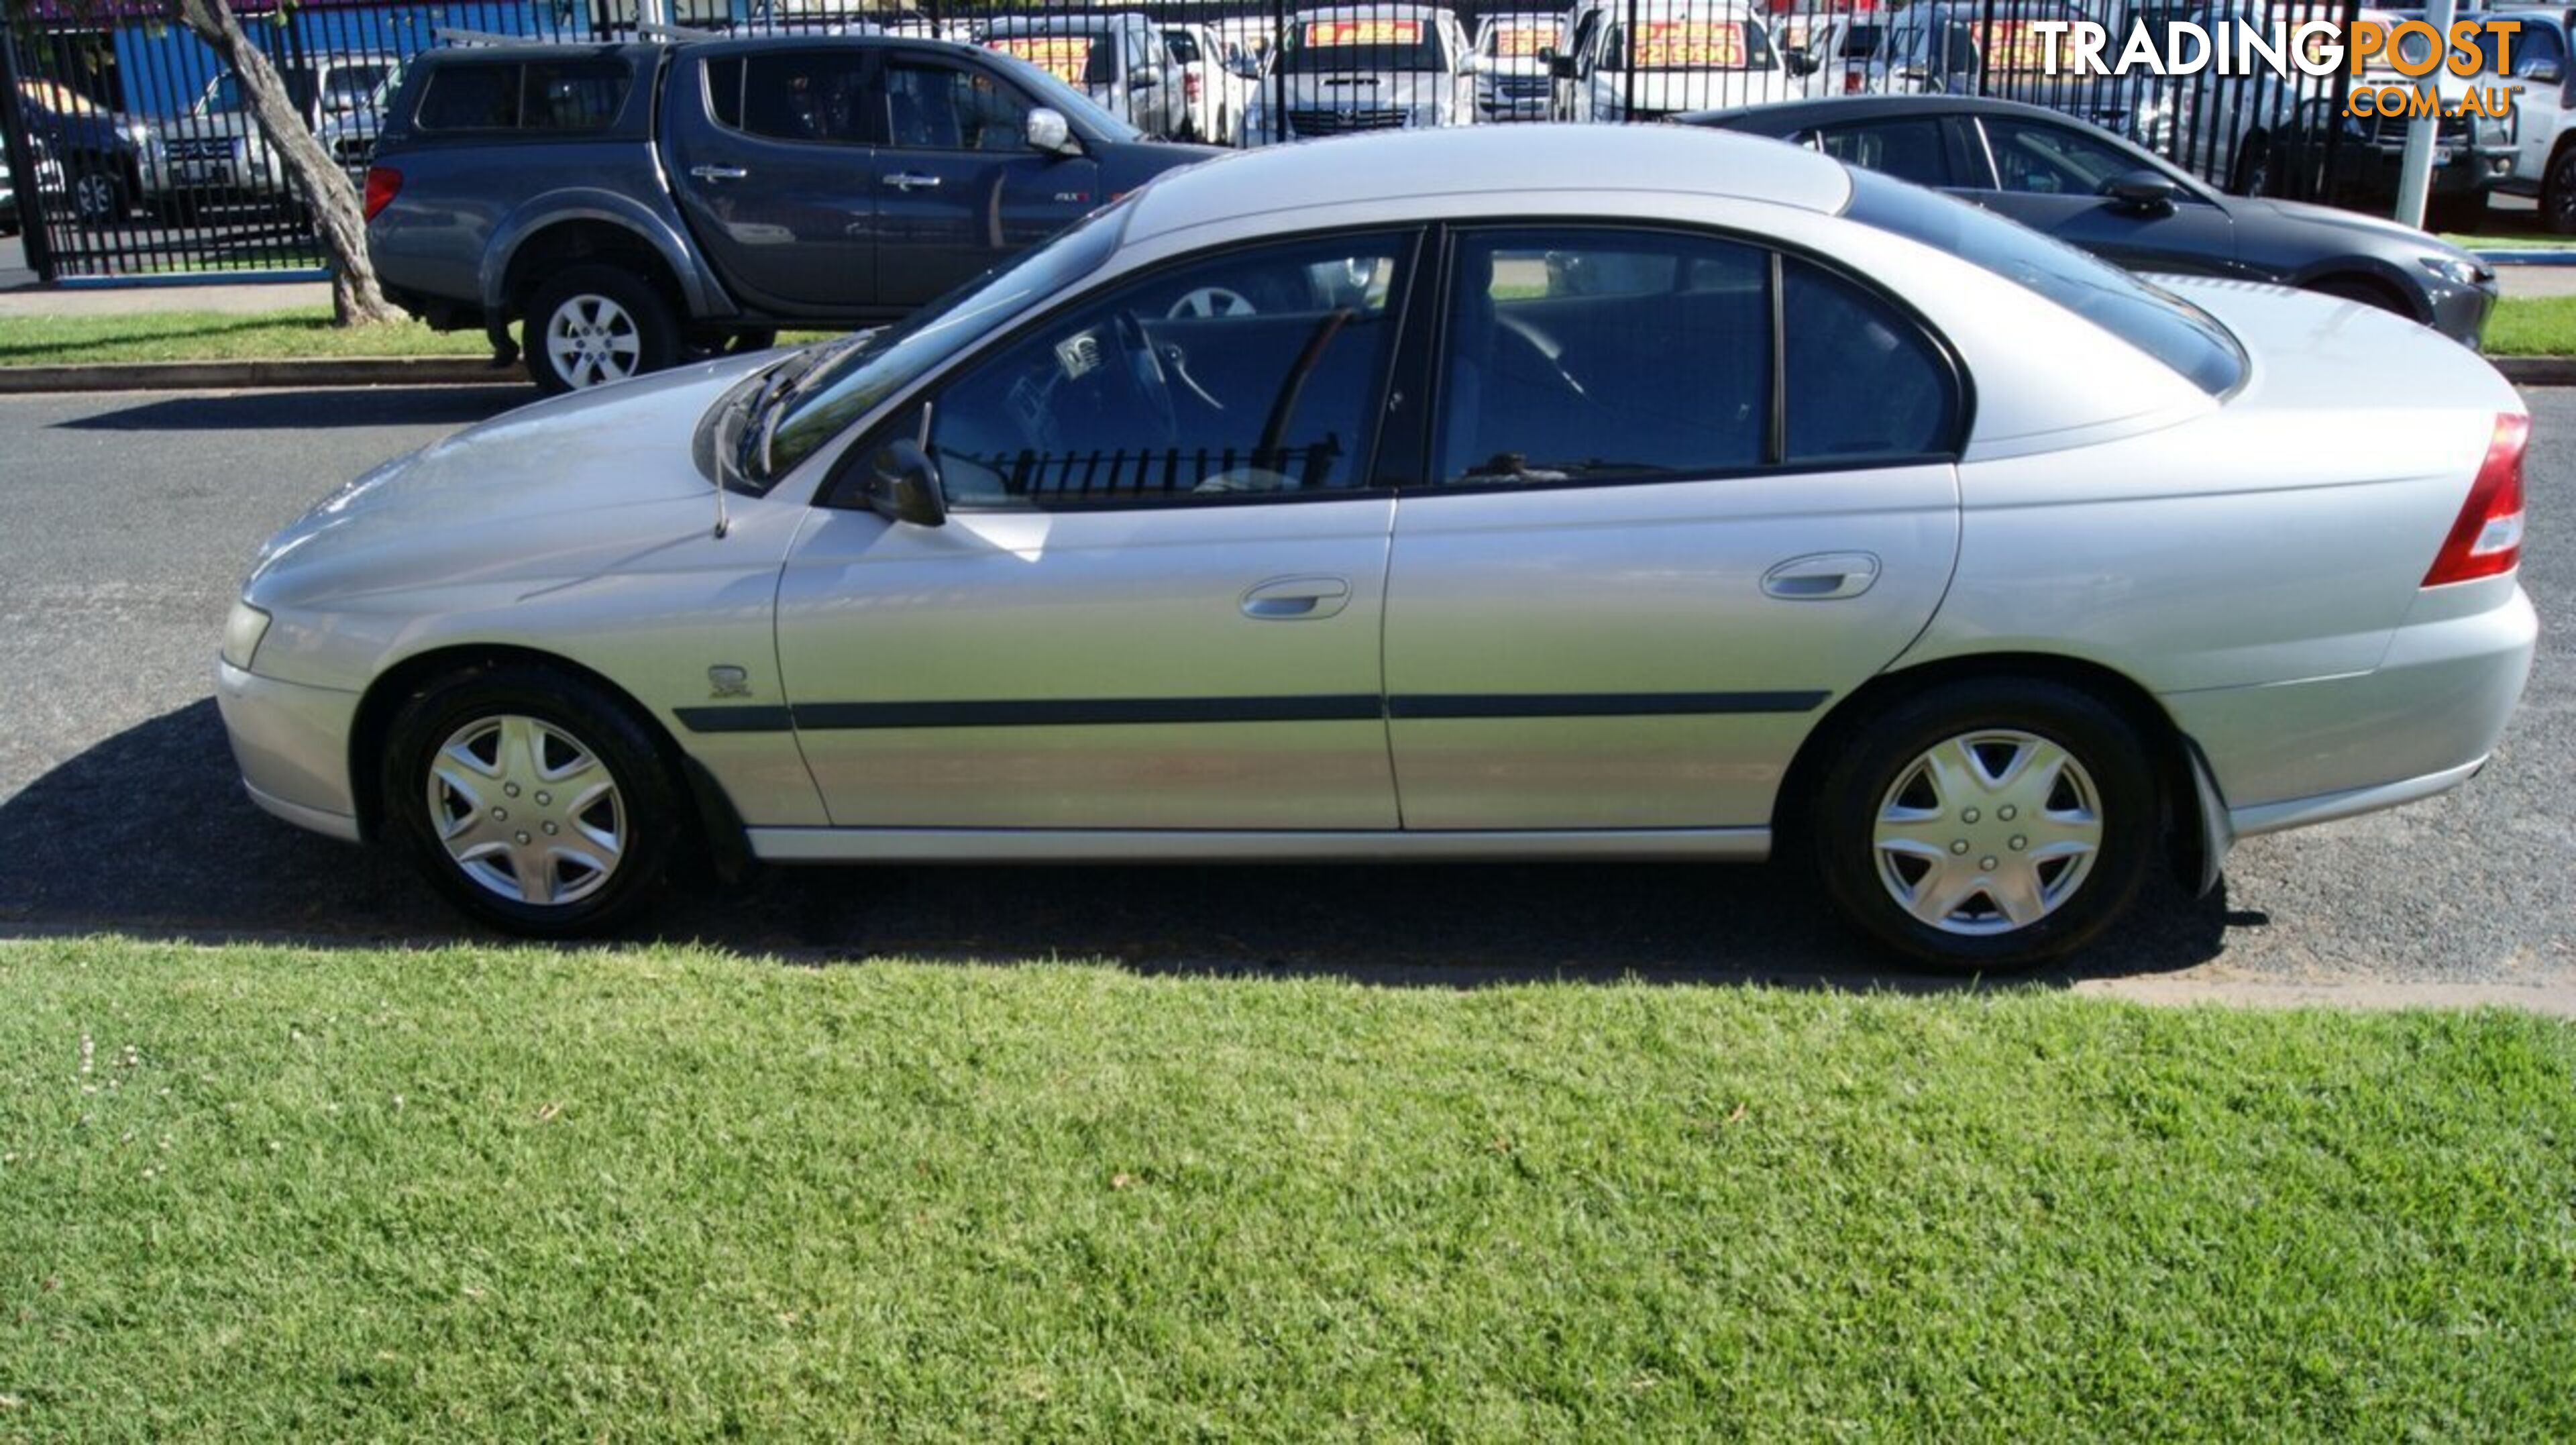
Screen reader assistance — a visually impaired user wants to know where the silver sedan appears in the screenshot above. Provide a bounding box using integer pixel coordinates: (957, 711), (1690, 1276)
(215, 125), (2536, 969)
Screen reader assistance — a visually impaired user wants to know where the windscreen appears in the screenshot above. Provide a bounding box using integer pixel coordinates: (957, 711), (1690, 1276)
(1843, 166), (2245, 396)
(760, 199), (1132, 484)
(985, 32), (1112, 87)
(1282, 17), (1448, 72)
(1609, 15), (1775, 71)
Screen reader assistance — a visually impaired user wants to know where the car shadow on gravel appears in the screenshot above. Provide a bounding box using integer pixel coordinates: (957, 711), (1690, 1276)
(53, 385), (531, 433)
(0, 698), (2237, 989)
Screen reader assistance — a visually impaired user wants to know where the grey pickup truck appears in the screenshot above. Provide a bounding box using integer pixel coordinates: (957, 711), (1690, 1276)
(364, 35), (1219, 392)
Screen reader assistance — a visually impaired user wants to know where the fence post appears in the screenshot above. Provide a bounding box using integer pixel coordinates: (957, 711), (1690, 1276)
(1621, 0), (1638, 120)
(0, 26), (57, 282)
(1270, 0), (1287, 141)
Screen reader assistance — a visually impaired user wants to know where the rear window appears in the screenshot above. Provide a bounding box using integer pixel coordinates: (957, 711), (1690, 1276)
(1842, 166), (2244, 397)
(414, 58), (631, 133)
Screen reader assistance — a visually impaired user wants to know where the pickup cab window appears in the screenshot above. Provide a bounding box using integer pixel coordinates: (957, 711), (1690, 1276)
(883, 58), (1032, 152)
(704, 51), (878, 144)
(415, 59), (629, 133)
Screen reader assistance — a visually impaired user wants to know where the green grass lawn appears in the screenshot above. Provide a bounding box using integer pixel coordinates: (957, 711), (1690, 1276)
(0, 308), (843, 368)
(4, 295), (2576, 371)
(1, 937), (2569, 1440)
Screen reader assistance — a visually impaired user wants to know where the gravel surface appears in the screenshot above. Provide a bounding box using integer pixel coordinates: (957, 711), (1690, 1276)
(0, 384), (2565, 987)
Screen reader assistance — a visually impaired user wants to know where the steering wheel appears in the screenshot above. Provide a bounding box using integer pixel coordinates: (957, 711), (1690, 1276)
(1111, 311), (1179, 445)
(1167, 286), (1258, 319)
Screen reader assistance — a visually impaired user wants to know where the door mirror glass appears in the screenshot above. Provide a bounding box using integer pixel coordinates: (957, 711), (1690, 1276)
(1547, 52), (1582, 78)
(1024, 105), (1078, 154)
(2102, 168), (2180, 211)
(865, 437), (949, 527)
(1784, 46), (1819, 76)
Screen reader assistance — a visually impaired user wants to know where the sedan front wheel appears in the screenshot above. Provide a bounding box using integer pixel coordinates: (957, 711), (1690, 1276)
(1813, 679), (2159, 971)
(383, 663), (683, 936)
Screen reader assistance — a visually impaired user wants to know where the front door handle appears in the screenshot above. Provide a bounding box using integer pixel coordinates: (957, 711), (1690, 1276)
(1762, 551), (1881, 600)
(883, 172), (945, 191)
(1240, 574), (1352, 619)
(690, 163), (748, 182)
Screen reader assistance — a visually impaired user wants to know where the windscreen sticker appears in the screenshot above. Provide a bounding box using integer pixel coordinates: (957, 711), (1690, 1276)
(1974, 19), (2055, 73)
(989, 36), (1092, 85)
(1306, 18), (1425, 46)
(1490, 24), (1552, 56)
(1634, 20), (1746, 67)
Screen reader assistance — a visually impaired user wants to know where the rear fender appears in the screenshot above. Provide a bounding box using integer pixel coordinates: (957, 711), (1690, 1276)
(478, 189), (730, 321)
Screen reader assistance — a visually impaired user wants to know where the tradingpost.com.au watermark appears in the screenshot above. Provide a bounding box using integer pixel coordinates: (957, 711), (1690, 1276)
(2019, 17), (2529, 121)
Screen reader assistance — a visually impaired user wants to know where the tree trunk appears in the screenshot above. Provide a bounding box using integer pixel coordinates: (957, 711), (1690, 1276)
(174, 0), (402, 325)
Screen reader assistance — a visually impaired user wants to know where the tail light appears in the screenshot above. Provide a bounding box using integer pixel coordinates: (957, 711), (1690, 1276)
(2422, 413), (2528, 586)
(362, 165), (400, 222)
(1185, 70), (1203, 103)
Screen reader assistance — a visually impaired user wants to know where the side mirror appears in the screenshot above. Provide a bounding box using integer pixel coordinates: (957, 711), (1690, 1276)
(1785, 47), (1820, 76)
(1548, 52), (1582, 79)
(1130, 65), (1162, 91)
(2102, 168), (2180, 212)
(2526, 58), (2566, 84)
(1536, 44), (1556, 61)
(1025, 106), (1079, 156)
(865, 438), (948, 527)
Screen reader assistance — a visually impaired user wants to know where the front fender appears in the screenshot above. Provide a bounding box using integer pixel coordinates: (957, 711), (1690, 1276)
(478, 187), (731, 321)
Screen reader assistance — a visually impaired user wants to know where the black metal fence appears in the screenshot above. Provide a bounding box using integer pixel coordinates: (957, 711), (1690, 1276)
(2, 0), (2376, 283)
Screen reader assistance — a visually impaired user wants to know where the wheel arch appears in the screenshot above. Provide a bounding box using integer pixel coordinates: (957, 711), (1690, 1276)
(482, 200), (720, 325)
(2289, 263), (2430, 325)
(1774, 651), (2224, 895)
(347, 642), (749, 874)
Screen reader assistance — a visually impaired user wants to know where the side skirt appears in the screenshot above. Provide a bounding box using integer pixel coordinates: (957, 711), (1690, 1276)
(745, 827), (1774, 865)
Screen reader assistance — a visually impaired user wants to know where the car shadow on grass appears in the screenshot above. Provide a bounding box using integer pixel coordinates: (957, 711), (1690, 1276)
(0, 698), (2237, 989)
(51, 385), (530, 432)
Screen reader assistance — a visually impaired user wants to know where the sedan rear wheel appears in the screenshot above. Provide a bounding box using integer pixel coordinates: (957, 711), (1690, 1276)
(384, 663), (682, 936)
(1814, 679), (2157, 971)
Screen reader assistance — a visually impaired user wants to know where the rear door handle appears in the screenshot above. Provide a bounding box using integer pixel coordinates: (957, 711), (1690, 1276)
(1762, 551), (1881, 600)
(1240, 575), (1352, 619)
(690, 164), (748, 182)
(883, 172), (944, 191)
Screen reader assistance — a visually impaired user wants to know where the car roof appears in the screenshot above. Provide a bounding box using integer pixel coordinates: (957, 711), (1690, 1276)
(1682, 92), (2099, 133)
(1124, 124), (1851, 242)
(410, 40), (657, 66)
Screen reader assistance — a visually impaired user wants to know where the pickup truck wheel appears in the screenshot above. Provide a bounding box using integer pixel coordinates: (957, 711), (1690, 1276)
(70, 168), (126, 227)
(2546, 148), (2576, 235)
(524, 265), (678, 394)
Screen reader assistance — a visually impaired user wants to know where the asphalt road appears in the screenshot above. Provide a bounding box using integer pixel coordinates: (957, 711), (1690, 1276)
(0, 384), (2567, 987)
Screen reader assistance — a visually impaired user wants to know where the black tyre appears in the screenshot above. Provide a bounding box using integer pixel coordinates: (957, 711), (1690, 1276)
(2428, 190), (2489, 233)
(2231, 133), (2270, 197)
(2545, 148), (2576, 235)
(381, 661), (684, 937)
(69, 166), (126, 226)
(522, 264), (679, 394)
(1811, 678), (2159, 972)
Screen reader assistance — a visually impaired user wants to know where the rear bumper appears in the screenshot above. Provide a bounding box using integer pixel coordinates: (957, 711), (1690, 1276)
(2164, 581), (2536, 837)
(215, 659), (362, 843)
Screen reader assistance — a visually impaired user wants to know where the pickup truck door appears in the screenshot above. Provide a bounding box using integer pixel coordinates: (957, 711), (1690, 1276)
(871, 52), (1108, 309)
(663, 45), (881, 313)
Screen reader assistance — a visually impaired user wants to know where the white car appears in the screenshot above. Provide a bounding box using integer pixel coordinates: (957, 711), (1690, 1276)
(1162, 22), (1252, 143)
(1778, 11), (1887, 97)
(1473, 11), (1560, 120)
(1548, 0), (1803, 121)
(216, 125), (2534, 969)
(1244, 4), (1480, 142)
(154, 53), (396, 213)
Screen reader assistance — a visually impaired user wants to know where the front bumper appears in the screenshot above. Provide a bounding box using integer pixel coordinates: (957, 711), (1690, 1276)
(2163, 580), (2536, 837)
(215, 659), (364, 843)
